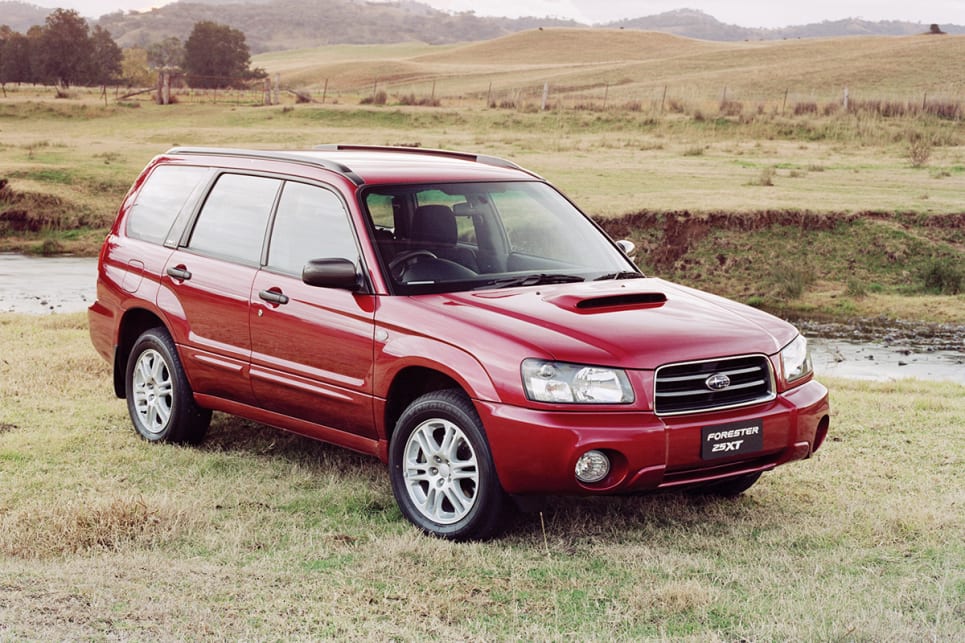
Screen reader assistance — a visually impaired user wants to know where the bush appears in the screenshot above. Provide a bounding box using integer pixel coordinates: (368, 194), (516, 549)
(360, 90), (387, 106)
(397, 93), (441, 107)
(908, 135), (932, 168)
(771, 262), (816, 299)
(719, 99), (743, 116)
(919, 258), (963, 294)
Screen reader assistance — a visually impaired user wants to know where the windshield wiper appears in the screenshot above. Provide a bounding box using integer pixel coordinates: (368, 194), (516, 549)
(593, 271), (645, 281)
(475, 273), (585, 290)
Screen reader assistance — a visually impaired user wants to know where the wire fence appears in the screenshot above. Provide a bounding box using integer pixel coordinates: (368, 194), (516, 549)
(6, 75), (964, 121)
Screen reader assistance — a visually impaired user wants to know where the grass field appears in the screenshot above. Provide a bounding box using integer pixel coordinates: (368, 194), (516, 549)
(0, 313), (962, 639)
(1, 28), (964, 324)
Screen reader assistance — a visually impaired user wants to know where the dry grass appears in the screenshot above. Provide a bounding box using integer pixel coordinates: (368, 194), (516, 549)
(0, 313), (963, 639)
(254, 30), (965, 106)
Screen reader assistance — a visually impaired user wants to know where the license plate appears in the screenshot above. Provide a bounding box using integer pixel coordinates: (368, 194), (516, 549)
(701, 420), (764, 460)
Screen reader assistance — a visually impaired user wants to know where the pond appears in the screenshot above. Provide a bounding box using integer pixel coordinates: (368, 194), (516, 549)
(2, 254), (962, 384)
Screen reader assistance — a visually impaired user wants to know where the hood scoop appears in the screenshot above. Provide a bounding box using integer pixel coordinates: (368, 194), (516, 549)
(548, 291), (668, 313)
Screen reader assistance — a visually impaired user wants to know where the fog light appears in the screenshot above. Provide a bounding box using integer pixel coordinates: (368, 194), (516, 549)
(575, 450), (610, 484)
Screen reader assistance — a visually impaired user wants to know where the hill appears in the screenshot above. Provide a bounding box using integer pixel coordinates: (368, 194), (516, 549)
(610, 8), (964, 41)
(256, 28), (965, 103)
(0, 1), (48, 32)
(2, 0), (956, 53)
(92, 0), (579, 52)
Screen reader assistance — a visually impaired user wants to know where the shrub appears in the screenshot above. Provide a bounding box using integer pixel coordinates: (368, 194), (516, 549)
(919, 258), (963, 294)
(771, 262), (816, 299)
(360, 90), (387, 106)
(908, 135), (932, 168)
(923, 100), (962, 120)
(845, 278), (868, 298)
(719, 99), (743, 116)
(753, 166), (776, 186)
(793, 101), (818, 116)
(398, 93), (441, 107)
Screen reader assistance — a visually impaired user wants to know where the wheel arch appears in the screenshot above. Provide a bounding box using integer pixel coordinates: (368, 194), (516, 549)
(112, 307), (168, 398)
(383, 366), (466, 446)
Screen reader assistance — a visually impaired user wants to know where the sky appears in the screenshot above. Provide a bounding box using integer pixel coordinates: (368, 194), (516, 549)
(28, 0), (965, 29)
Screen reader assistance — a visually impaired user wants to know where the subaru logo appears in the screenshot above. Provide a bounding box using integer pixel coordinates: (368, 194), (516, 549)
(705, 373), (731, 391)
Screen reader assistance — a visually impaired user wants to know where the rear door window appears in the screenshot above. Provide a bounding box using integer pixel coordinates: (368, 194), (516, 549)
(188, 173), (281, 264)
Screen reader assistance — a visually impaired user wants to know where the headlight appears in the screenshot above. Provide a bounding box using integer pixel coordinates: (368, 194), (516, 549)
(521, 359), (634, 404)
(780, 334), (813, 384)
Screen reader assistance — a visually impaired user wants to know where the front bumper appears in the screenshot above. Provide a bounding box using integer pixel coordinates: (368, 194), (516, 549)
(477, 379), (829, 495)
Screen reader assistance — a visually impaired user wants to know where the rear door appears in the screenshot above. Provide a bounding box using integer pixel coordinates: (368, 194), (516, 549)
(162, 172), (281, 403)
(249, 180), (378, 438)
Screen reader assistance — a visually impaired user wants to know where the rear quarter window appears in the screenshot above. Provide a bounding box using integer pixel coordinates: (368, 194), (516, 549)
(125, 165), (210, 244)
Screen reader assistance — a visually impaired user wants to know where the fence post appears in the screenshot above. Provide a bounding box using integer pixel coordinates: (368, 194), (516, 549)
(603, 83), (609, 111)
(843, 86), (849, 111)
(660, 85), (667, 112)
(263, 77), (272, 105)
(486, 82), (492, 108)
(541, 81), (549, 111)
(322, 78), (328, 104)
(782, 88), (788, 115)
(273, 74), (280, 105)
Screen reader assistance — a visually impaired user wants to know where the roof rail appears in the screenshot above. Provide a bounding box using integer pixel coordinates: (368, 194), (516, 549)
(312, 144), (542, 178)
(165, 147), (365, 185)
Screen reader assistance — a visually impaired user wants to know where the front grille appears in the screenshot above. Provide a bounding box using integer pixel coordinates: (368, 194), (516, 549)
(654, 355), (774, 416)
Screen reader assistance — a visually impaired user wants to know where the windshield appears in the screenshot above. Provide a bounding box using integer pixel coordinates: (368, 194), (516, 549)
(363, 181), (638, 294)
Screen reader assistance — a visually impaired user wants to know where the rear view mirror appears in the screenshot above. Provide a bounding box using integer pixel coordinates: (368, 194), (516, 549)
(302, 258), (361, 291)
(616, 239), (636, 257)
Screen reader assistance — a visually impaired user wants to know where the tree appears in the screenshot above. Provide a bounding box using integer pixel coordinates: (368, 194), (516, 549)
(0, 31), (33, 87)
(87, 25), (122, 87)
(183, 21), (260, 89)
(147, 36), (184, 70)
(121, 47), (153, 87)
(37, 9), (92, 87)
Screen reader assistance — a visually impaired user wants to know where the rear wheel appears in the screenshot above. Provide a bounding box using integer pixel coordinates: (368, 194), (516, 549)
(389, 390), (506, 540)
(125, 327), (211, 444)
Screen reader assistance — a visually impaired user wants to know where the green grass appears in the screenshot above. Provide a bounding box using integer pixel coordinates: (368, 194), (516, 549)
(0, 313), (963, 639)
(1, 88), (964, 321)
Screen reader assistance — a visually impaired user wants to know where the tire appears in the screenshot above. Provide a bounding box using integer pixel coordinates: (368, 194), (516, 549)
(389, 390), (506, 540)
(695, 471), (762, 497)
(125, 327), (211, 444)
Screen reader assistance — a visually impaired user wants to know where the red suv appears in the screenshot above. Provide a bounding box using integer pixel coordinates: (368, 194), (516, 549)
(89, 145), (829, 539)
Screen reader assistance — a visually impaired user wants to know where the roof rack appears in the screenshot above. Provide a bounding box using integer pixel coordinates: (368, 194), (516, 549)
(165, 147), (365, 185)
(312, 144), (542, 179)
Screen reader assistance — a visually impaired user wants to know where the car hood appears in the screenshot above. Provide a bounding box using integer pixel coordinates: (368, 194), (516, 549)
(408, 278), (799, 369)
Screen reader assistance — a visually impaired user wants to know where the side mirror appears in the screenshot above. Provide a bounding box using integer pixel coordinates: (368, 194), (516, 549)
(616, 239), (636, 257)
(302, 258), (361, 291)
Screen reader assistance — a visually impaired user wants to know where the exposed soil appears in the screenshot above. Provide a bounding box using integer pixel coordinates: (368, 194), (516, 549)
(596, 209), (965, 270)
(0, 179), (71, 233)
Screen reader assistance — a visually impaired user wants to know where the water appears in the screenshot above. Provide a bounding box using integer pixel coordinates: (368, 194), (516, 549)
(1, 254), (961, 383)
(0, 253), (98, 314)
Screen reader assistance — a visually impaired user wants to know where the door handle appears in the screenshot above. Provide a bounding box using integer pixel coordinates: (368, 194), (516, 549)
(166, 266), (192, 281)
(258, 289), (289, 305)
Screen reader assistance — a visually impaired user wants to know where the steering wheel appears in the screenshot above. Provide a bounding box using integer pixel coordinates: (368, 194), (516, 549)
(388, 250), (438, 277)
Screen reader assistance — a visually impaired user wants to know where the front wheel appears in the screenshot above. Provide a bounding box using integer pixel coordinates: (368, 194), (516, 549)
(389, 390), (506, 540)
(125, 327), (211, 444)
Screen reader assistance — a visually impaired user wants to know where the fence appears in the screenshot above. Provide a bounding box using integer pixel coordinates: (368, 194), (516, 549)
(6, 75), (964, 121)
